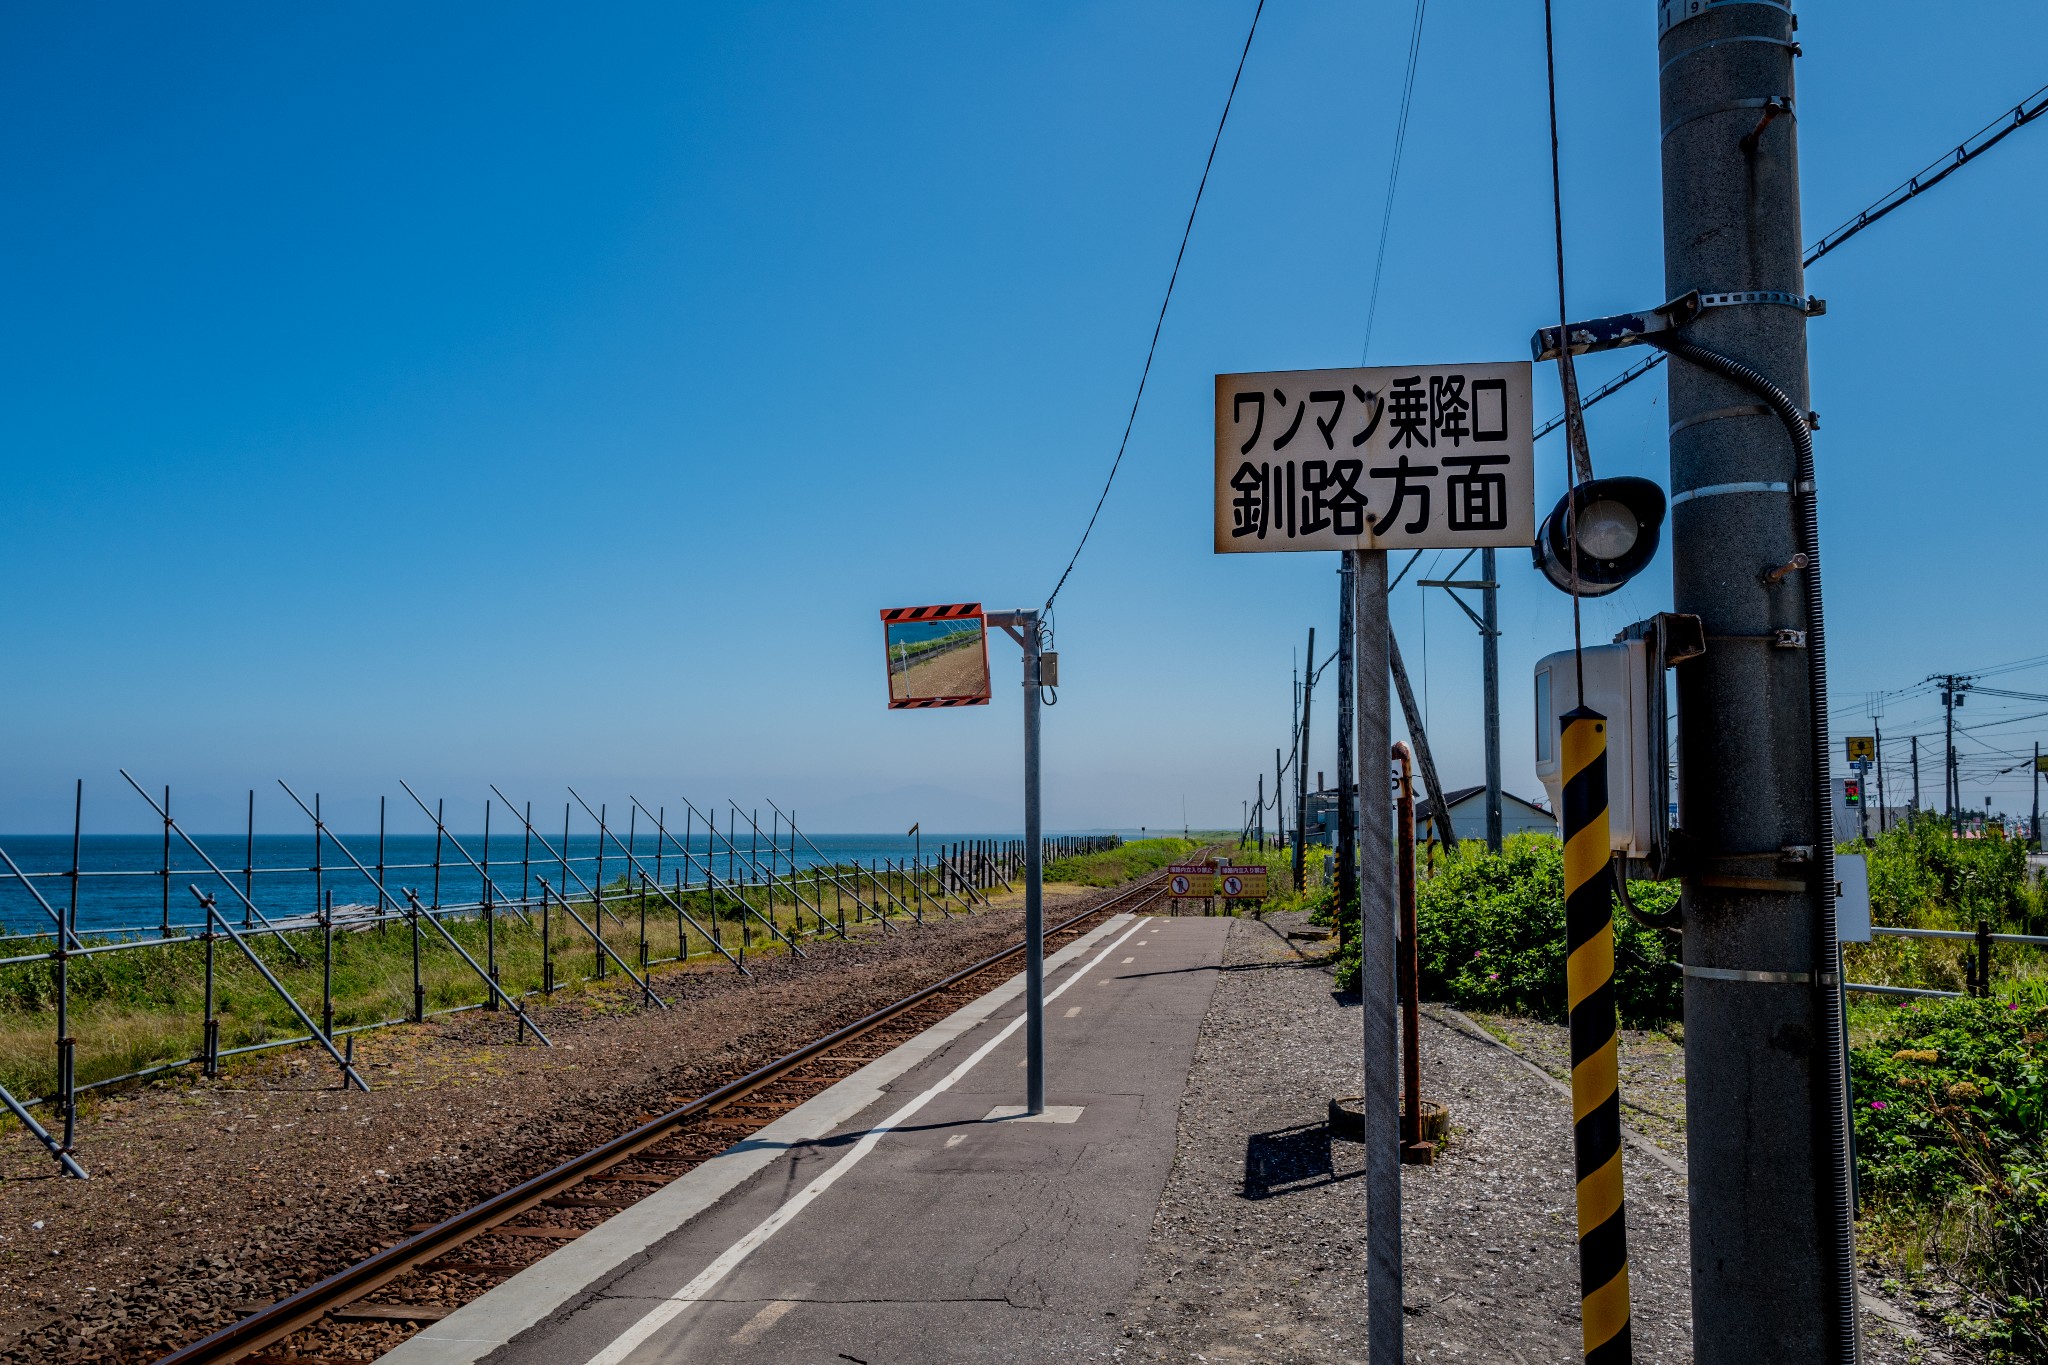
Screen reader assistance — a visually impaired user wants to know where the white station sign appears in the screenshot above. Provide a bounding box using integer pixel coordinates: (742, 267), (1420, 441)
(1213, 362), (1535, 552)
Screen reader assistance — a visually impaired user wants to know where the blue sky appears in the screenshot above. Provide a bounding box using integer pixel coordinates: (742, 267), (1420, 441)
(3, 2), (2044, 836)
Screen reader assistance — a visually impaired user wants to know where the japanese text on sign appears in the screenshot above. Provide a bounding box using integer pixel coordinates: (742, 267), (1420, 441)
(1217, 865), (1269, 899)
(1167, 865), (1217, 898)
(1214, 363), (1534, 552)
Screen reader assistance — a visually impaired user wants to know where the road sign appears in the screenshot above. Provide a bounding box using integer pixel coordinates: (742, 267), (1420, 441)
(1167, 864), (1216, 898)
(1214, 363), (1535, 553)
(1845, 736), (1875, 763)
(880, 604), (991, 709)
(2036, 753), (2047, 774)
(1217, 864), (1269, 898)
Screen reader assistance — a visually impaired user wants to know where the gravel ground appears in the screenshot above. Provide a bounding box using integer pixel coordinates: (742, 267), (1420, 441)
(1113, 910), (1952, 1363)
(0, 886), (1105, 1364)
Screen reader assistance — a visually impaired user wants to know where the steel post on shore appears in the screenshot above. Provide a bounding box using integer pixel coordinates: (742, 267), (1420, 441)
(61, 782), (81, 1151)
(483, 800), (497, 1008)
(321, 889), (335, 1040)
(244, 790), (255, 931)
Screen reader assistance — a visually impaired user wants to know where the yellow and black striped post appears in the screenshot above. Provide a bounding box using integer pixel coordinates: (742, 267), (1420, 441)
(1561, 705), (1632, 1362)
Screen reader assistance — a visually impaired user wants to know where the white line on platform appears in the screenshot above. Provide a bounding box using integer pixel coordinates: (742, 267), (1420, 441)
(579, 917), (1150, 1365)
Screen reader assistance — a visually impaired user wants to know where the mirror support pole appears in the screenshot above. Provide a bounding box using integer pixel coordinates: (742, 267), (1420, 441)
(990, 608), (1045, 1115)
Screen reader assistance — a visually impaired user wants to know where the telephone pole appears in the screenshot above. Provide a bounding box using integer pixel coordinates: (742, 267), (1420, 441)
(1658, 5), (1857, 1360)
(1934, 675), (1973, 828)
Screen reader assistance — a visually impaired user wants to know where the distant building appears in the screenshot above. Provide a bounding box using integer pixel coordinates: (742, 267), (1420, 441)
(1298, 784), (1554, 846)
(1418, 785), (1555, 844)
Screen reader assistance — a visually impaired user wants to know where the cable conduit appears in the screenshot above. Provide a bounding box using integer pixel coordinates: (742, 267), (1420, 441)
(1647, 332), (1858, 1360)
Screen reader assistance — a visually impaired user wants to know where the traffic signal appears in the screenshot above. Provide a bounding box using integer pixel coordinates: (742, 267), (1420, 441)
(1844, 779), (1861, 806)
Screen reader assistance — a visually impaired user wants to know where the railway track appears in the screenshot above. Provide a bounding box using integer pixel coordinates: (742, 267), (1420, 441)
(158, 868), (1180, 1365)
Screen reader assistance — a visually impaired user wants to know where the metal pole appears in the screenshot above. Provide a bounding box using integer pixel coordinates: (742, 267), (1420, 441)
(1335, 560), (1357, 945)
(1482, 546), (1503, 852)
(322, 889), (334, 1039)
(484, 800), (497, 1007)
(1875, 726), (1887, 835)
(1023, 610), (1044, 1116)
(244, 790), (255, 932)
(1944, 684), (1958, 828)
(1658, 3), (1853, 1356)
(1911, 737), (1920, 816)
(313, 792), (324, 922)
(161, 784), (171, 937)
(1295, 626), (1315, 889)
(2033, 742), (2041, 853)
(1394, 743), (1423, 1159)
(1352, 549), (1400, 1363)
(60, 781), (80, 1152)
(1274, 750), (1284, 853)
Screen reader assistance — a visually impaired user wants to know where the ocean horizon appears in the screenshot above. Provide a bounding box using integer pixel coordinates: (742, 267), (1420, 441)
(0, 830), (1148, 938)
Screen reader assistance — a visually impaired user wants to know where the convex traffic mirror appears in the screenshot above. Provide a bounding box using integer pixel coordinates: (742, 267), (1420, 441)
(880, 604), (992, 708)
(1533, 476), (1666, 598)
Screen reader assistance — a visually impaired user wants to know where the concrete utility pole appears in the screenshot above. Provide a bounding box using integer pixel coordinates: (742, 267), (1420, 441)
(1912, 736), (1921, 815)
(1482, 548), (1503, 852)
(1657, 5), (1857, 1361)
(1350, 548), (1399, 1363)
(2033, 742), (2041, 851)
(1936, 676), (1972, 828)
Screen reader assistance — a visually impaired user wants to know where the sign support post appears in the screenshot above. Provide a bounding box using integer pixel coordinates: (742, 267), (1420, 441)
(1213, 361), (1533, 1364)
(1353, 548), (1400, 1362)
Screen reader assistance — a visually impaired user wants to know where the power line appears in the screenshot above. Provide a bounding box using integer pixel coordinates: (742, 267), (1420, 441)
(1534, 78), (2048, 441)
(1041, 0), (1266, 614)
(1358, 0), (1430, 363)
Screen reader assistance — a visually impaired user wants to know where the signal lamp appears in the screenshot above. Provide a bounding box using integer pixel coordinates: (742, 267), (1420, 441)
(1533, 476), (1667, 598)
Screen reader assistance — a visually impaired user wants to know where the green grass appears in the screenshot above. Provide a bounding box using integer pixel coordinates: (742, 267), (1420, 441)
(1044, 837), (1202, 888)
(0, 864), (939, 1103)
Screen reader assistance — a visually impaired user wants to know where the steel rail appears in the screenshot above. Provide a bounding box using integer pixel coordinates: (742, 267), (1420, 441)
(153, 868), (1175, 1365)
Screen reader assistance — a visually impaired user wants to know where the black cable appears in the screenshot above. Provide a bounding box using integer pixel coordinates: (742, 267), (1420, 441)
(1541, 0), (1588, 700)
(1359, 0), (1429, 363)
(1041, 0), (1266, 613)
(1535, 78), (2048, 441)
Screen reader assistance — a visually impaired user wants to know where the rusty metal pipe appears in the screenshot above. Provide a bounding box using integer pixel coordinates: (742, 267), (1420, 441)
(1393, 742), (1425, 1162)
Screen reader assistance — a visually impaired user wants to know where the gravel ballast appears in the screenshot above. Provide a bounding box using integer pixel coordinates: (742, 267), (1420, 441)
(1113, 909), (1945, 1363)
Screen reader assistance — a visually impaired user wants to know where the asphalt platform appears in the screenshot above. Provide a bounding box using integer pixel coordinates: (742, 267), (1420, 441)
(382, 909), (1229, 1365)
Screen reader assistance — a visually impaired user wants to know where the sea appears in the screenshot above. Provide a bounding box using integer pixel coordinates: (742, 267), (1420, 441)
(0, 832), (1037, 939)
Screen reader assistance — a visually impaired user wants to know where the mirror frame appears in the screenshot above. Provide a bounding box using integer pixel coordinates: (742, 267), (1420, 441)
(880, 603), (993, 709)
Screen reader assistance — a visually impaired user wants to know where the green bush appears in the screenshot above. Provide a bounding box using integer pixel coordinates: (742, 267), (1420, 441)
(1330, 834), (1681, 1026)
(1852, 994), (2048, 1359)
(1866, 814), (2043, 931)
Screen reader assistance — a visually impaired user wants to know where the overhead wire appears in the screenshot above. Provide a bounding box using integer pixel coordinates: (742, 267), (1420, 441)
(1040, 0), (1267, 615)
(1358, 0), (1430, 364)
(1532, 77), (2048, 441)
